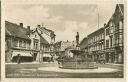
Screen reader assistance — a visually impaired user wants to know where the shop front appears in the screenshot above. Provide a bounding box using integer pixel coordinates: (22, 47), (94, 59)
(105, 48), (115, 63)
(115, 46), (123, 64)
(97, 50), (105, 64)
(42, 53), (52, 62)
(11, 50), (33, 62)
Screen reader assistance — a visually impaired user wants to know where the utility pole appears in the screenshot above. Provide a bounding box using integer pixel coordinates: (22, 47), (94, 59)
(97, 6), (99, 29)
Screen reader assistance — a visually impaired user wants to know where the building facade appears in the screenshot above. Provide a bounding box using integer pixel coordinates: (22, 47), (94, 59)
(54, 41), (76, 57)
(36, 25), (56, 62)
(104, 4), (124, 64)
(80, 37), (89, 61)
(80, 37), (88, 54)
(28, 28), (41, 62)
(87, 27), (105, 62)
(80, 4), (124, 64)
(5, 21), (33, 62)
(113, 4), (124, 64)
(5, 21), (55, 63)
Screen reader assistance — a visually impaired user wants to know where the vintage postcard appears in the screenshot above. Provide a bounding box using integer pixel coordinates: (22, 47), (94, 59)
(1, 0), (126, 82)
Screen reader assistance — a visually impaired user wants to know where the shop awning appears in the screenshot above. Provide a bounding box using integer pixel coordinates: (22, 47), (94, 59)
(12, 51), (32, 57)
(43, 53), (52, 57)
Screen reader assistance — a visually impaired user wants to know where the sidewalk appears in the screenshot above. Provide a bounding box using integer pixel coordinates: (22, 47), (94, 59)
(105, 63), (123, 66)
(5, 61), (58, 64)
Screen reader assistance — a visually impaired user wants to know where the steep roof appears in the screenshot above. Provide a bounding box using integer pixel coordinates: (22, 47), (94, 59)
(38, 27), (54, 33)
(88, 27), (104, 37)
(117, 4), (124, 16)
(112, 4), (124, 26)
(40, 35), (49, 44)
(5, 21), (30, 40)
(34, 29), (49, 45)
(80, 37), (88, 49)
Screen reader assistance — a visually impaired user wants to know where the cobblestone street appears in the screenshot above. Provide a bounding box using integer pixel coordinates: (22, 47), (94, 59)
(6, 63), (123, 78)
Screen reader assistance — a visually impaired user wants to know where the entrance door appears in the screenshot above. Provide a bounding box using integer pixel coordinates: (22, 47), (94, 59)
(33, 53), (37, 61)
(106, 53), (109, 63)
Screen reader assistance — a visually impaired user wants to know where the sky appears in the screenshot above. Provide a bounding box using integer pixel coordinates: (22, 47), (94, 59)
(4, 2), (116, 42)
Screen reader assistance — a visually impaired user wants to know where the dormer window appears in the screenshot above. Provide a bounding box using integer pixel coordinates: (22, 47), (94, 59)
(110, 22), (113, 27)
(41, 31), (43, 34)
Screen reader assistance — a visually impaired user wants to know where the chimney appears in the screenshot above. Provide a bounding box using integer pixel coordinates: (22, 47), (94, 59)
(20, 23), (23, 27)
(26, 26), (31, 36)
(37, 25), (41, 28)
(104, 23), (106, 26)
(27, 26), (30, 31)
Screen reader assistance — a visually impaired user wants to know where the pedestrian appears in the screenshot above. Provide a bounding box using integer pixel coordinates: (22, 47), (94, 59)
(17, 54), (21, 64)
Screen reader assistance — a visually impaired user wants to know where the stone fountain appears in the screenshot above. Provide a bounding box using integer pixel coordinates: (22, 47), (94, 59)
(57, 32), (98, 69)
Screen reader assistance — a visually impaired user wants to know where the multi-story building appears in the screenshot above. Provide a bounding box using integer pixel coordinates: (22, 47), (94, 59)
(54, 40), (76, 57)
(36, 25), (56, 61)
(105, 4), (124, 64)
(39, 34), (51, 62)
(27, 27), (41, 62)
(104, 19), (115, 63)
(113, 4), (124, 64)
(79, 37), (89, 61)
(5, 21), (32, 62)
(87, 27), (105, 62)
(80, 4), (124, 64)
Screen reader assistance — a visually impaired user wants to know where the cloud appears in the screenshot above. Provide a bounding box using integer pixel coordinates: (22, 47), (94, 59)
(44, 15), (65, 31)
(55, 21), (93, 42)
(97, 3), (116, 27)
(5, 3), (116, 42)
(5, 4), (50, 28)
(79, 6), (97, 16)
(55, 20), (77, 41)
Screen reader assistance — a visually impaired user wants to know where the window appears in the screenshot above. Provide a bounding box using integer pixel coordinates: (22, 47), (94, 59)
(19, 40), (22, 47)
(23, 41), (26, 48)
(119, 21), (123, 30)
(119, 34), (123, 44)
(102, 33), (104, 39)
(110, 37), (113, 47)
(14, 39), (18, 47)
(45, 45), (50, 51)
(27, 42), (31, 49)
(106, 28), (110, 36)
(102, 44), (104, 50)
(106, 40), (109, 48)
(100, 45), (102, 50)
(115, 33), (119, 40)
(35, 35), (37, 38)
(110, 22), (113, 27)
(35, 43), (38, 49)
(34, 39), (39, 50)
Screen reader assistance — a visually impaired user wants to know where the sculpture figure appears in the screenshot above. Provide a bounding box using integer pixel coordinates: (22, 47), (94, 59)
(76, 32), (79, 47)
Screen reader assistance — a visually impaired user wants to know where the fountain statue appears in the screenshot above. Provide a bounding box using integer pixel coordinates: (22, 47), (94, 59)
(57, 32), (98, 69)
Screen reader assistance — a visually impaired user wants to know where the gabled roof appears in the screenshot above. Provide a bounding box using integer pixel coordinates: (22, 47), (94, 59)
(5, 21), (30, 40)
(117, 4), (124, 16)
(33, 29), (49, 45)
(111, 4), (124, 25)
(37, 26), (56, 38)
(39, 27), (54, 33)
(40, 35), (49, 45)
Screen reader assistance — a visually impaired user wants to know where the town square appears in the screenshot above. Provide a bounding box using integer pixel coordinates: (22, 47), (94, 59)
(5, 3), (124, 78)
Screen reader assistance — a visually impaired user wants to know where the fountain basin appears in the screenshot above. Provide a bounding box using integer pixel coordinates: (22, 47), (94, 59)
(38, 66), (119, 73)
(59, 61), (98, 69)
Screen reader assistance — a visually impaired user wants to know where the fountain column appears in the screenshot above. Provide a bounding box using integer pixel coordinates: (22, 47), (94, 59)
(76, 32), (80, 50)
